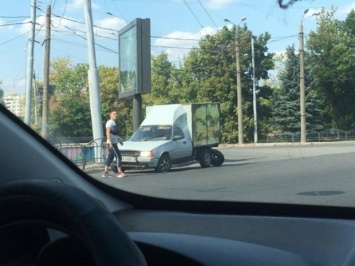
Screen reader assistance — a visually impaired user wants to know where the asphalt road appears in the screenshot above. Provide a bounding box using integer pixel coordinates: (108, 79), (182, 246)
(91, 142), (355, 207)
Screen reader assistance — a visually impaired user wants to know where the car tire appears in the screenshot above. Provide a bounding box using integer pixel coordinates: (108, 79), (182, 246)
(155, 154), (171, 173)
(211, 149), (224, 167)
(199, 148), (211, 168)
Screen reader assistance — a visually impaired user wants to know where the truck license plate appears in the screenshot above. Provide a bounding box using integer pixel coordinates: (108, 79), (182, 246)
(122, 156), (136, 162)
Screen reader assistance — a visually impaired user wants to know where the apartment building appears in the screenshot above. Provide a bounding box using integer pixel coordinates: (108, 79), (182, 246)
(3, 92), (25, 117)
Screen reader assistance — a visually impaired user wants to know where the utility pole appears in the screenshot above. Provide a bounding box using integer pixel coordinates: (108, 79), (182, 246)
(299, 9), (308, 143)
(24, 0), (36, 125)
(224, 17), (246, 145)
(33, 71), (37, 125)
(235, 25), (243, 144)
(83, 0), (104, 162)
(41, 4), (51, 139)
(251, 37), (257, 143)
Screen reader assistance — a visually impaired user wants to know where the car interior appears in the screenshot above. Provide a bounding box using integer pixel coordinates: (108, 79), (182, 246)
(2, 90), (355, 265)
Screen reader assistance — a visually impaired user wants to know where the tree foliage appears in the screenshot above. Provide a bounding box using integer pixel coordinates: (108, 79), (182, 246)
(160, 26), (275, 143)
(46, 26), (275, 143)
(99, 65), (132, 137)
(270, 45), (323, 132)
(307, 8), (355, 129)
(45, 9), (355, 143)
(49, 58), (92, 137)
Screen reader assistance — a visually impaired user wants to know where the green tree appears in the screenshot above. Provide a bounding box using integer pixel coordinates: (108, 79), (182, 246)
(49, 58), (92, 137)
(307, 8), (355, 129)
(271, 46), (300, 132)
(180, 26), (274, 142)
(99, 65), (132, 137)
(48, 59), (132, 138)
(144, 53), (172, 104)
(270, 45), (323, 132)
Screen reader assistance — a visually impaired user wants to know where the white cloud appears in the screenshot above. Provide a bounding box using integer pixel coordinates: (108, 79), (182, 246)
(94, 17), (126, 36)
(171, 0), (235, 10)
(0, 19), (9, 31)
(17, 15), (47, 37)
(66, 0), (99, 10)
(204, 0), (236, 10)
(153, 26), (218, 63)
(339, 2), (355, 14)
(17, 14), (123, 40)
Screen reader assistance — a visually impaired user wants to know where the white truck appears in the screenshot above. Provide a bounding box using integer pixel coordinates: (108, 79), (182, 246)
(118, 103), (224, 173)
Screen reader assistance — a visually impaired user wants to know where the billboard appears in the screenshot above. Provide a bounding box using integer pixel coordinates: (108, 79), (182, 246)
(118, 18), (151, 99)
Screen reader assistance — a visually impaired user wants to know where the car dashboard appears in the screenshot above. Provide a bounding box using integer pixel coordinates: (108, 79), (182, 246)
(119, 209), (355, 266)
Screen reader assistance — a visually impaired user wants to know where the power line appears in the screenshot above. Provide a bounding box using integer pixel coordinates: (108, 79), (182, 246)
(183, 0), (205, 30)
(197, 0), (217, 28)
(0, 16), (29, 19)
(0, 32), (29, 46)
(0, 22), (30, 27)
(109, 0), (126, 20)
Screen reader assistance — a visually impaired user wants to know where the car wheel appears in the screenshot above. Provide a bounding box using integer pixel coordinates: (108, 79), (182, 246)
(211, 149), (224, 167)
(199, 148), (211, 168)
(0, 180), (146, 266)
(155, 154), (171, 173)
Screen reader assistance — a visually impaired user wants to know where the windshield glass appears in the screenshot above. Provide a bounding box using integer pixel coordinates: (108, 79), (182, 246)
(2, 0), (355, 208)
(130, 126), (172, 141)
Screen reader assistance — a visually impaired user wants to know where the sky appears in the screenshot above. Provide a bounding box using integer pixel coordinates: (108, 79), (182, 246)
(1, 0), (355, 95)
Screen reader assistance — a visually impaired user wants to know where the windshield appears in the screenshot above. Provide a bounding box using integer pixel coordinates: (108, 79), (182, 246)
(130, 126), (172, 141)
(2, 0), (355, 208)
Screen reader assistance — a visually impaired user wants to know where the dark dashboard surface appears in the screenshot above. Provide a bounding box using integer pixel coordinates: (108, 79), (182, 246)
(118, 210), (355, 266)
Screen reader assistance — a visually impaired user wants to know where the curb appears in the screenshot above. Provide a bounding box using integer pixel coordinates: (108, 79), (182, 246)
(218, 140), (355, 148)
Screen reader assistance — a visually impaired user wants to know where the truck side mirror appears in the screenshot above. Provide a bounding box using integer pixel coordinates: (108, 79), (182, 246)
(173, 135), (183, 141)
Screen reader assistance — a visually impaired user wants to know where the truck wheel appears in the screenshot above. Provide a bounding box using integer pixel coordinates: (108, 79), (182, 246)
(199, 148), (211, 168)
(155, 154), (171, 173)
(211, 149), (224, 167)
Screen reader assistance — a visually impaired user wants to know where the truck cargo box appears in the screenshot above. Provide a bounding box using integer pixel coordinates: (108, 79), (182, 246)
(182, 103), (220, 147)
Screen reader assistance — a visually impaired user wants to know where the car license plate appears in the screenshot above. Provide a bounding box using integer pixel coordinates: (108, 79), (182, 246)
(122, 156), (136, 162)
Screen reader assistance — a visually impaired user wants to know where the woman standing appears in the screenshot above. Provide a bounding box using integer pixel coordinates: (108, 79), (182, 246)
(102, 110), (127, 178)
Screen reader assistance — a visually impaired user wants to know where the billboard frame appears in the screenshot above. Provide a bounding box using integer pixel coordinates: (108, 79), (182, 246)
(118, 18), (151, 99)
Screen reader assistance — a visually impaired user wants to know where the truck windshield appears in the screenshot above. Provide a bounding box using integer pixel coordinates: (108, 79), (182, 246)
(130, 126), (172, 141)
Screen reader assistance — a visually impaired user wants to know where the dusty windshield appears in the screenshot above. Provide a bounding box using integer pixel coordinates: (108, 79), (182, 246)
(2, 0), (355, 207)
(130, 126), (172, 141)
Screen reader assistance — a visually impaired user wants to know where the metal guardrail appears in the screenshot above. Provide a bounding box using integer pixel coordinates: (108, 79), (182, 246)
(49, 130), (355, 169)
(49, 137), (107, 170)
(267, 129), (355, 143)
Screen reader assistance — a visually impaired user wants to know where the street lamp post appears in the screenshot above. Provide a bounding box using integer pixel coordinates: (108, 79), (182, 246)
(299, 9), (320, 144)
(251, 37), (257, 143)
(299, 9), (308, 144)
(224, 17), (246, 145)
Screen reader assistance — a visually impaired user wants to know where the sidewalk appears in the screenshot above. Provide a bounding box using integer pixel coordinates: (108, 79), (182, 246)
(218, 140), (355, 148)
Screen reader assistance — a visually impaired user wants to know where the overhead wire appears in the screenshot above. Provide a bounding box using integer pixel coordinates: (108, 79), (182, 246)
(0, 32), (29, 47)
(110, 0), (126, 20)
(1, 0), (301, 77)
(183, 0), (205, 31)
(197, 0), (217, 28)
